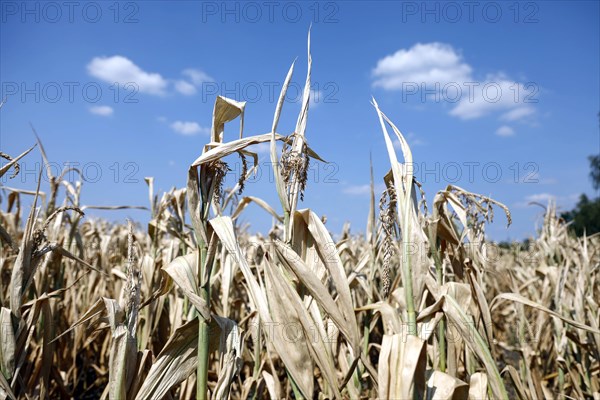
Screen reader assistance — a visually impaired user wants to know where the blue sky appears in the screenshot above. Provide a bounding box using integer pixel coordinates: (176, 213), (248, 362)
(1, 1), (599, 240)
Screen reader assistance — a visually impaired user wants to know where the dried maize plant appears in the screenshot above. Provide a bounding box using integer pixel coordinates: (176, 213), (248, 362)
(0, 149), (113, 400)
(484, 202), (600, 399)
(184, 31), (361, 399)
(364, 99), (600, 400)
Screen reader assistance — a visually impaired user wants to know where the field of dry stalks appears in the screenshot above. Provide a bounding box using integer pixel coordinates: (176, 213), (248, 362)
(1, 37), (599, 400)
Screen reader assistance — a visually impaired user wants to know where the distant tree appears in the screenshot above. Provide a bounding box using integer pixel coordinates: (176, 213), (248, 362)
(589, 154), (600, 190)
(560, 114), (600, 236)
(561, 193), (600, 236)
(497, 241), (512, 249)
(591, 112), (600, 190)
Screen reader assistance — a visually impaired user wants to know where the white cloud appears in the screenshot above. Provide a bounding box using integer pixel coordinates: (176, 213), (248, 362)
(170, 121), (209, 136)
(513, 193), (554, 209)
(526, 193), (554, 203)
(495, 125), (514, 137)
(87, 55), (168, 95)
(500, 106), (535, 122)
(87, 56), (213, 98)
(182, 69), (212, 85)
(449, 77), (535, 120)
(174, 69), (212, 96)
(89, 105), (113, 116)
(372, 43), (537, 123)
(372, 42), (472, 90)
(293, 89), (325, 108)
(175, 80), (197, 95)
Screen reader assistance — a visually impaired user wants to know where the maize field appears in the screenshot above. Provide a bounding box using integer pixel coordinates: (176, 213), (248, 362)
(1, 36), (599, 400)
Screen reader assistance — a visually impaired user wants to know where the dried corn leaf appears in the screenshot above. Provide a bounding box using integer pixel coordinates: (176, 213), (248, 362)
(378, 333), (426, 399)
(163, 252), (210, 321)
(426, 370), (469, 400)
(211, 96), (245, 143)
(0, 145), (36, 179)
(135, 318), (200, 400)
(212, 315), (242, 400)
(0, 308), (15, 381)
(210, 216), (315, 399)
